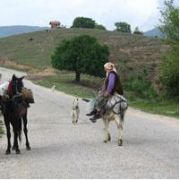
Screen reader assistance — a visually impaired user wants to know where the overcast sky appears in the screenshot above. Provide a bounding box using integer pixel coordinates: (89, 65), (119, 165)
(0, 0), (179, 31)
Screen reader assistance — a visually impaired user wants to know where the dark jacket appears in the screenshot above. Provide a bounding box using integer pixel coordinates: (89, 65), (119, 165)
(104, 71), (123, 95)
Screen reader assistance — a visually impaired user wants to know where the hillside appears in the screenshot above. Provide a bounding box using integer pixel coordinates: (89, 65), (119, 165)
(0, 28), (169, 88)
(144, 28), (164, 38)
(0, 25), (48, 37)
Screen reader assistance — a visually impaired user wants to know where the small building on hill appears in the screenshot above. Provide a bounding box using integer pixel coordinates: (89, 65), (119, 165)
(49, 21), (60, 28)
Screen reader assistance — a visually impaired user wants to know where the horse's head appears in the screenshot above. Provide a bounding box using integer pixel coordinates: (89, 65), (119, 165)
(11, 74), (25, 95)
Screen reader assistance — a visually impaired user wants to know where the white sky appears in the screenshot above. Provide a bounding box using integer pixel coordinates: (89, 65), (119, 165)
(0, 0), (179, 31)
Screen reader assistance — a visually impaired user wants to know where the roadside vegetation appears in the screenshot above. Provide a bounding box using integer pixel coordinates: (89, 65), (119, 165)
(31, 69), (178, 118)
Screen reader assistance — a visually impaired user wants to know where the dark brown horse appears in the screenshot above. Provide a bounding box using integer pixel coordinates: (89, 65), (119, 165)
(0, 75), (31, 154)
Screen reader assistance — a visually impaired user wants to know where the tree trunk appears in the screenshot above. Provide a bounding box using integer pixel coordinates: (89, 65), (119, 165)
(75, 72), (81, 82)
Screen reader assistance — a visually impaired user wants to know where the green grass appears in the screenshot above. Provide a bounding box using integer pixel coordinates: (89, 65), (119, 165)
(128, 97), (178, 118)
(32, 72), (179, 118)
(33, 71), (103, 98)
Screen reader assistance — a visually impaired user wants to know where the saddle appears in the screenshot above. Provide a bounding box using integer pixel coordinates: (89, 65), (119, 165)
(105, 93), (128, 114)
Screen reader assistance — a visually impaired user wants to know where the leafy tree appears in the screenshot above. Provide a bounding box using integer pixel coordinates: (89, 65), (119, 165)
(114, 22), (131, 33)
(51, 35), (109, 82)
(71, 17), (95, 29)
(133, 27), (143, 35)
(159, 0), (179, 97)
(95, 23), (106, 30)
(159, 0), (179, 41)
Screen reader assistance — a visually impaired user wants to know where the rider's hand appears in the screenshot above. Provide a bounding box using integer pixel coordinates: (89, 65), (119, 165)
(104, 91), (111, 97)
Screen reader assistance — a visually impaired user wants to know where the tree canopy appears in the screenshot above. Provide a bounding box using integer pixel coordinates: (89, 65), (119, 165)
(114, 22), (131, 33)
(133, 27), (143, 35)
(51, 35), (109, 82)
(71, 17), (95, 29)
(159, 0), (179, 41)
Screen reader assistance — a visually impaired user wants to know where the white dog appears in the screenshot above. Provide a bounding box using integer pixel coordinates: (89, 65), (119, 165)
(71, 98), (80, 125)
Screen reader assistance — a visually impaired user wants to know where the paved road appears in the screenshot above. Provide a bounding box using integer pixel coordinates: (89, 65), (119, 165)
(0, 67), (178, 178)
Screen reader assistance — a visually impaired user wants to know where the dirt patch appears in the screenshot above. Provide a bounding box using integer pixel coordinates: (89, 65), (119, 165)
(0, 59), (32, 72)
(0, 58), (57, 81)
(27, 67), (57, 80)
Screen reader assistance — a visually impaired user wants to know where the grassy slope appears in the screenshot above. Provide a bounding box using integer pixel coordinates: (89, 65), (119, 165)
(0, 28), (165, 74)
(0, 28), (178, 118)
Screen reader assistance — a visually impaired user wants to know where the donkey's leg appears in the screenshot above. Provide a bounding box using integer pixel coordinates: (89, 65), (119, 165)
(4, 119), (11, 154)
(23, 115), (31, 150)
(103, 118), (111, 143)
(115, 115), (124, 146)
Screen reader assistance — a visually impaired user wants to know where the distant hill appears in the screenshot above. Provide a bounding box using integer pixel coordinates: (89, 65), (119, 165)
(144, 28), (165, 38)
(0, 28), (170, 87)
(0, 25), (48, 37)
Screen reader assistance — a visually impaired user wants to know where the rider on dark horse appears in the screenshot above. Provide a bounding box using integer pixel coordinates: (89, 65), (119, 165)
(7, 75), (30, 107)
(87, 62), (123, 123)
(0, 74), (32, 154)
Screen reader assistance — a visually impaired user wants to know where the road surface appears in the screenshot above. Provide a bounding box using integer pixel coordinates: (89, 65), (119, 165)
(0, 67), (178, 178)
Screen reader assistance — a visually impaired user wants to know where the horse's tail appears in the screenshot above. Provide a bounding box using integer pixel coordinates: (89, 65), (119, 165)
(17, 118), (22, 142)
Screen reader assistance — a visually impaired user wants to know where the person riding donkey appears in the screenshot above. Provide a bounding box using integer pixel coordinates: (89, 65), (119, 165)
(87, 62), (123, 122)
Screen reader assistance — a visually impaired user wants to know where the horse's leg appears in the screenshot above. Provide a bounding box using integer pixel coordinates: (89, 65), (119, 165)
(115, 114), (124, 146)
(12, 123), (21, 154)
(4, 118), (11, 154)
(23, 114), (31, 150)
(12, 132), (16, 150)
(103, 118), (111, 143)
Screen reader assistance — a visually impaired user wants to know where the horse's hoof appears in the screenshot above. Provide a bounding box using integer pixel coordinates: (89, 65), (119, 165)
(107, 134), (111, 141)
(16, 149), (21, 154)
(118, 139), (123, 146)
(5, 150), (11, 155)
(26, 146), (31, 151)
(12, 146), (16, 151)
(103, 138), (110, 143)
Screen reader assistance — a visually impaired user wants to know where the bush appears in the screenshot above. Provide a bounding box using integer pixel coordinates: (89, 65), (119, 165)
(124, 75), (157, 99)
(158, 0), (179, 98)
(160, 44), (179, 97)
